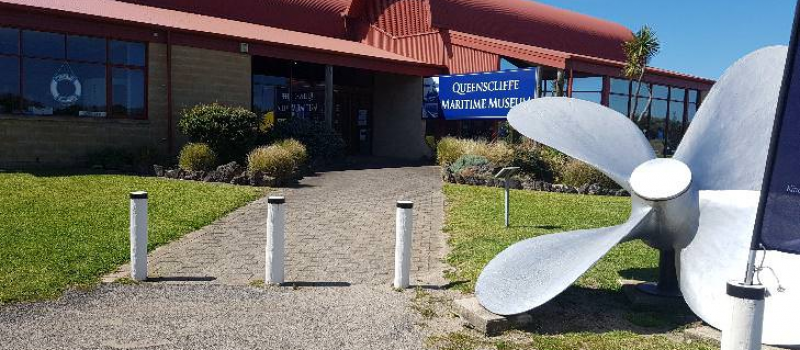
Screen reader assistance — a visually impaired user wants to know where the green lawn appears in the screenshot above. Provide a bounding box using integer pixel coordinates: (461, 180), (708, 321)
(440, 184), (710, 350)
(0, 172), (263, 304)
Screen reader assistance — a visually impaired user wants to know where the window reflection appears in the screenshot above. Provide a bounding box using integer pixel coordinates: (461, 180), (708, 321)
(3, 27), (147, 118)
(0, 27), (19, 55)
(0, 56), (19, 114)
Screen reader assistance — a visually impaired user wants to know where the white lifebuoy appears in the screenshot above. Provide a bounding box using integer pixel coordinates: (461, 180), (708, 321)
(50, 73), (82, 104)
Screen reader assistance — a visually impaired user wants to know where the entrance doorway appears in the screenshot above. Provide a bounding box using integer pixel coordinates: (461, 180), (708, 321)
(334, 88), (373, 155)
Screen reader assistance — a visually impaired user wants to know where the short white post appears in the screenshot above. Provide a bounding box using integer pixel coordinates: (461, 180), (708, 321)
(265, 196), (286, 285)
(722, 281), (765, 350)
(394, 201), (413, 289)
(129, 191), (148, 281)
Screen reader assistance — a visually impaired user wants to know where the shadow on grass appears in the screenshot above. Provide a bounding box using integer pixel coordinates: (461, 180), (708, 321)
(1, 168), (138, 178)
(618, 267), (659, 283)
(518, 286), (699, 336)
(415, 280), (470, 291)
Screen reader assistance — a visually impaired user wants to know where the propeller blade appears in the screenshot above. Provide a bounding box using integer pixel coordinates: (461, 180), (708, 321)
(674, 46), (787, 191)
(507, 97), (655, 192)
(679, 190), (800, 346)
(476, 207), (653, 316)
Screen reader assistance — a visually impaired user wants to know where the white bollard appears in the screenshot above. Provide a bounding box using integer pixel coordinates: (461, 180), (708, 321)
(394, 201), (413, 289)
(722, 281), (765, 350)
(129, 191), (148, 281)
(265, 196), (286, 285)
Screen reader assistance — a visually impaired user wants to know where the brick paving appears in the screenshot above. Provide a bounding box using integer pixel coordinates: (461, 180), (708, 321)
(108, 161), (448, 286)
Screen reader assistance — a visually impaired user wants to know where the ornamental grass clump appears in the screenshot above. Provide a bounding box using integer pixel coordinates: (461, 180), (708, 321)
(247, 145), (296, 182)
(178, 143), (217, 171)
(436, 137), (514, 167)
(275, 138), (308, 168)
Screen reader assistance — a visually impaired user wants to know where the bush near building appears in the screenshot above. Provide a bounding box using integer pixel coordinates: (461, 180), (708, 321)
(436, 137), (621, 194)
(247, 139), (308, 186)
(178, 103), (261, 163)
(178, 143), (218, 171)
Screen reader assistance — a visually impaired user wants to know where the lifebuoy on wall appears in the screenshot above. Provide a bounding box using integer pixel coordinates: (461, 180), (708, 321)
(50, 73), (82, 104)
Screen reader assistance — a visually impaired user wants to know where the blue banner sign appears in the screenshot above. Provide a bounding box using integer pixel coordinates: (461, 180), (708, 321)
(427, 69), (536, 120)
(753, 6), (800, 255)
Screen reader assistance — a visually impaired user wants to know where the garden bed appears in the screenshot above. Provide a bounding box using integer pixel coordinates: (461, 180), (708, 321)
(441, 166), (629, 197)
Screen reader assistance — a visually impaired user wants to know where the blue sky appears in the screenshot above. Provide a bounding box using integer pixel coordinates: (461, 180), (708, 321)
(532, 0), (797, 80)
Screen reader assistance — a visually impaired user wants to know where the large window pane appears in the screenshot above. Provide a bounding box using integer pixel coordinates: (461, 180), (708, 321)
(571, 76), (602, 92)
(22, 30), (64, 59)
(631, 96), (650, 118)
(632, 81), (649, 97)
(112, 68), (145, 118)
(110, 40), (145, 66)
(23, 59), (106, 116)
(0, 27), (19, 55)
(688, 103), (698, 122)
(671, 87), (686, 102)
(688, 90), (699, 104)
(609, 94), (629, 117)
(571, 92), (602, 104)
(610, 78), (630, 95)
(0, 56), (19, 113)
(67, 35), (106, 63)
(652, 84), (669, 100)
(648, 99), (668, 157)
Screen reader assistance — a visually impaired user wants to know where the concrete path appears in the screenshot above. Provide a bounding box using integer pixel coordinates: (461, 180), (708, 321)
(0, 162), (459, 350)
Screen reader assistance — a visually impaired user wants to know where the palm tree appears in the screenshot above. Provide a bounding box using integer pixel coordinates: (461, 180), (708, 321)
(622, 26), (660, 121)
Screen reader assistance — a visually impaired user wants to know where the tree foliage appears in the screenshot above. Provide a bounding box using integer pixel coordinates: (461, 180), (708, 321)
(622, 26), (661, 121)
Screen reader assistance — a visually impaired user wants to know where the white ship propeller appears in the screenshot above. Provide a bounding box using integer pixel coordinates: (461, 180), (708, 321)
(475, 46), (800, 346)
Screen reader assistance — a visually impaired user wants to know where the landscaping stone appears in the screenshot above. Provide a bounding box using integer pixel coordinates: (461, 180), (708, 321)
(442, 171), (629, 197)
(454, 297), (533, 336)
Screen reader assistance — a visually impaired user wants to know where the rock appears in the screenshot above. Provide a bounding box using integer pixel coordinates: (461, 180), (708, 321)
(164, 168), (182, 179)
(202, 171), (218, 182)
(543, 182), (553, 192)
(578, 184), (590, 194)
(216, 161), (243, 182)
(587, 183), (602, 195)
(231, 173), (249, 185)
(184, 170), (205, 181)
(507, 179), (522, 190)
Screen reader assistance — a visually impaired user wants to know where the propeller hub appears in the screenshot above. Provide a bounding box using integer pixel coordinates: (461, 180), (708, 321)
(630, 158), (692, 201)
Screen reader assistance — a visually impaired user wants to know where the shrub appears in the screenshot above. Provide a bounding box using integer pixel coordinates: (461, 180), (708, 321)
(436, 137), (466, 166)
(510, 141), (556, 182)
(267, 118), (345, 165)
(275, 138), (308, 167)
(559, 159), (619, 189)
(473, 141), (514, 167)
(247, 145), (296, 182)
(178, 143), (217, 171)
(178, 103), (261, 162)
(449, 154), (489, 175)
(436, 137), (514, 167)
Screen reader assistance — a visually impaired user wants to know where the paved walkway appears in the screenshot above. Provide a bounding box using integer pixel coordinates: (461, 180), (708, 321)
(0, 162), (458, 350)
(110, 162), (447, 285)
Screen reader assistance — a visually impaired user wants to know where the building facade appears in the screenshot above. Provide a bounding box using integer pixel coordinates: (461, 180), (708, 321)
(0, 0), (713, 167)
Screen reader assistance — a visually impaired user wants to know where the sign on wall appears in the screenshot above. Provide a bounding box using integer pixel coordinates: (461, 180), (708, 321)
(753, 7), (800, 255)
(423, 69), (537, 120)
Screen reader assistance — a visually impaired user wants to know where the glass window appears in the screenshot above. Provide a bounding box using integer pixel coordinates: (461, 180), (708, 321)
(688, 103), (698, 122)
(688, 90), (699, 104)
(112, 68), (145, 118)
(631, 96), (650, 118)
(0, 27), (19, 55)
(571, 92), (602, 104)
(571, 76), (602, 92)
(22, 30), (64, 59)
(652, 84), (669, 100)
(0, 56), (19, 114)
(648, 99), (668, 156)
(610, 78), (630, 95)
(23, 59), (107, 116)
(632, 81), (649, 97)
(67, 35), (106, 63)
(609, 94), (629, 117)
(110, 40), (145, 66)
(671, 87), (686, 101)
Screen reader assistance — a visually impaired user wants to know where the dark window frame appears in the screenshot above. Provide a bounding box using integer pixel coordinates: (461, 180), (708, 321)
(0, 26), (148, 120)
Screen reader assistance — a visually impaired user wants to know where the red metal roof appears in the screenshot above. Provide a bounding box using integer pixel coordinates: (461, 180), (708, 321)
(0, 0), (443, 76)
(428, 0), (634, 62)
(116, 0), (352, 38)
